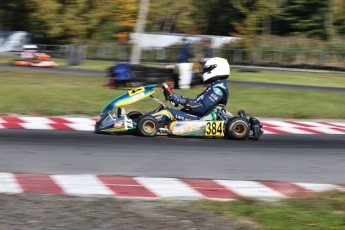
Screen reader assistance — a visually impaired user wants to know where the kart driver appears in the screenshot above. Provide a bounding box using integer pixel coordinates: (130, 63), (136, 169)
(152, 57), (230, 123)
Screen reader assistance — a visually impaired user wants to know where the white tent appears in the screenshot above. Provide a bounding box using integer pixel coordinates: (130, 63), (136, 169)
(130, 32), (238, 49)
(0, 31), (30, 52)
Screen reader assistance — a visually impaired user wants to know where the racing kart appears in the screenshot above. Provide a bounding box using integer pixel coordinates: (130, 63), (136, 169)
(11, 59), (58, 67)
(95, 83), (263, 140)
(11, 52), (58, 68)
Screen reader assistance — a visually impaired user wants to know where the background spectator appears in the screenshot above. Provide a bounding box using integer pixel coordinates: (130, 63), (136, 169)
(177, 37), (194, 89)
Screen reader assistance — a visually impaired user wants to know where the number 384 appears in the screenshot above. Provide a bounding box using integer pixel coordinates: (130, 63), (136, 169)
(205, 121), (224, 136)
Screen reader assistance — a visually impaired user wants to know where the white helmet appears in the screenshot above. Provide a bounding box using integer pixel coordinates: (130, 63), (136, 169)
(202, 57), (230, 83)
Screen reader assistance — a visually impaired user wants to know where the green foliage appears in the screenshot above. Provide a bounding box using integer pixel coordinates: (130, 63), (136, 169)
(0, 0), (136, 43)
(332, 0), (345, 35)
(33, 0), (123, 43)
(253, 35), (345, 52)
(231, 0), (281, 52)
(147, 0), (196, 33)
(111, 0), (138, 32)
(97, 19), (116, 42)
(191, 0), (239, 36)
(278, 0), (330, 39)
(0, 0), (31, 30)
(0, 0), (344, 46)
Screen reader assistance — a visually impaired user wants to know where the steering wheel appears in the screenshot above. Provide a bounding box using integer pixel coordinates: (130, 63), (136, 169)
(162, 83), (178, 107)
(162, 83), (173, 96)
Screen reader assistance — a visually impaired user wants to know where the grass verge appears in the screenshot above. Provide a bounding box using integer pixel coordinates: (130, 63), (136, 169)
(231, 70), (345, 88)
(190, 191), (345, 230)
(0, 69), (344, 118)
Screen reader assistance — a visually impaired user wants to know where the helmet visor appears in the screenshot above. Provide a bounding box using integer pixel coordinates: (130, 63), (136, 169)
(202, 64), (217, 75)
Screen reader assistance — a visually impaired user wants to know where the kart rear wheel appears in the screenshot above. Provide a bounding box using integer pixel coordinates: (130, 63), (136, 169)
(225, 116), (250, 140)
(137, 116), (159, 137)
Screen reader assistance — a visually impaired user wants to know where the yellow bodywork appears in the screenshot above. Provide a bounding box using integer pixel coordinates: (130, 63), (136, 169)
(115, 87), (155, 107)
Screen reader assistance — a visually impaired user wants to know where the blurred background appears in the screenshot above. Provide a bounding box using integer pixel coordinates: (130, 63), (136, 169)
(0, 0), (344, 69)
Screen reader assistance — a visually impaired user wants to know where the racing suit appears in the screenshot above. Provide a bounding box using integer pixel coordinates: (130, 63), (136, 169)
(152, 79), (229, 123)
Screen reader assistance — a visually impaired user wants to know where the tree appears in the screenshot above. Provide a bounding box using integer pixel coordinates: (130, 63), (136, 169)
(0, 0), (31, 31)
(147, 0), (241, 36)
(26, 0), (138, 44)
(192, 0), (240, 36)
(147, 0), (196, 34)
(278, 0), (330, 39)
(331, 0), (345, 35)
(111, 0), (138, 32)
(27, 0), (104, 43)
(232, 0), (281, 51)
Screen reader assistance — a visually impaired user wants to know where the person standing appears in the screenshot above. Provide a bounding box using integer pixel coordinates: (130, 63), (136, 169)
(202, 38), (213, 61)
(177, 38), (194, 89)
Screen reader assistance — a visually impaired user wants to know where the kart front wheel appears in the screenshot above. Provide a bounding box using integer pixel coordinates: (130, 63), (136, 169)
(127, 111), (143, 124)
(137, 116), (159, 137)
(225, 117), (250, 140)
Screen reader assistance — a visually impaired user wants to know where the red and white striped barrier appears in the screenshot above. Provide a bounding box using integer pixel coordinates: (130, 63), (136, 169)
(261, 120), (345, 134)
(0, 116), (345, 134)
(0, 173), (344, 200)
(0, 117), (97, 131)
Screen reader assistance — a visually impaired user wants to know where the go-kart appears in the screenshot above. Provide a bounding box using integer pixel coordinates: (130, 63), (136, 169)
(11, 52), (58, 68)
(11, 59), (58, 67)
(95, 83), (263, 140)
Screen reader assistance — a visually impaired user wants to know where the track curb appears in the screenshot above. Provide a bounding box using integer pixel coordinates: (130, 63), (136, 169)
(1, 173), (344, 201)
(1, 116), (345, 134)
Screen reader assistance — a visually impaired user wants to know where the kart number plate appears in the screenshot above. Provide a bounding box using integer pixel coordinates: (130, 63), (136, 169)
(128, 87), (145, 96)
(205, 121), (224, 136)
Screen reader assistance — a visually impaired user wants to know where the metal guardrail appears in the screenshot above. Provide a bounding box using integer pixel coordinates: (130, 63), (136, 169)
(36, 44), (345, 69)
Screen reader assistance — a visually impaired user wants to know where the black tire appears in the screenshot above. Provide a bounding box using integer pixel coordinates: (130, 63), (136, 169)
(225, 116), (250, 140)
(127, 111), (143, 124)
(137, 116), (159, 137)
(237, 109), (247, 118)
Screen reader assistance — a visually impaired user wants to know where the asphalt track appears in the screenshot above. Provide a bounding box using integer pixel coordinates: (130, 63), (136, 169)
(1, 129), (344, 184)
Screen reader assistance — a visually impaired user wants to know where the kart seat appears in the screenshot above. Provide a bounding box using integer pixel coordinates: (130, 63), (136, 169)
(200, 111), (216, 121)
(200, 104), (232, 121)
(200, 105), (224, 121)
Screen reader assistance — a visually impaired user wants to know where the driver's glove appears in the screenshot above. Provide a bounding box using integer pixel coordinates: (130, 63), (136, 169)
(168, 93), (187, 106)
(163, 90), (171, 100)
